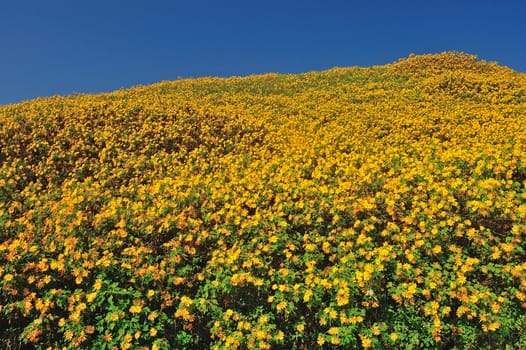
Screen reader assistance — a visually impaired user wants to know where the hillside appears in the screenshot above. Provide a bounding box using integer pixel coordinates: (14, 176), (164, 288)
(1, 52), (526, 349)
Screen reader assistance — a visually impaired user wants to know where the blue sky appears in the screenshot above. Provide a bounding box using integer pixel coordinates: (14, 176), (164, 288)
(1, 0), (525, 105)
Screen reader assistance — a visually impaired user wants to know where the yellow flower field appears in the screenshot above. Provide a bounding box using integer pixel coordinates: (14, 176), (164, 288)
(0, 52), (525, 349)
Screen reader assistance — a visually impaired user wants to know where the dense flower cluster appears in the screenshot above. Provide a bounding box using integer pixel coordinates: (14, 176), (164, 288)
(1, 52), (525, 349)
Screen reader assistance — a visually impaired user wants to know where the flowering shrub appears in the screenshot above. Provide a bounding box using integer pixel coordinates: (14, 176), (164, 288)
(1, 52), (525, 349)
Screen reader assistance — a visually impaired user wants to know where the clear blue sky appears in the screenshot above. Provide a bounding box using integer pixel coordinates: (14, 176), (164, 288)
(1, 0), (525, 105)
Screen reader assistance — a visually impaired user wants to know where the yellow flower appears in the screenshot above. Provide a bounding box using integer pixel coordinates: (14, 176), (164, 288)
(317, 335), (326, 346)
(442, 306), (451, 316)
(255, 329), (267, 340)
(305, 243), (316, 252)
(180, 296), (192, 307)
(487, 321), (500, 331)
(129, 304), (142, 314)
(296, 323), (304, 333)
(336, 288), (349, 306)
(303, 289), (313, 302)
(327, 308), (338, 319)
(23, 300), (32, 313)
(361, 336), (372, 348)
(328, 327), (339, 335)
(259, 315), (268, 324)
(175, 307), (191, 320)
(349, 316), (364, 324)
(86, 292), (97, 303)
(330, 336), (340, 345)
(77, 302), (87, 312)
(223, 309), (234, 321)
(276, 301), (287, 311)
(94, 279), (103, 290)
(69, 312), (80, 322)
(275, 331), (284, 341)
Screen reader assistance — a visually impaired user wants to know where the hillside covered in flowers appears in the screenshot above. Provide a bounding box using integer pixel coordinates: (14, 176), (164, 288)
(1, 52), (525, 349)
